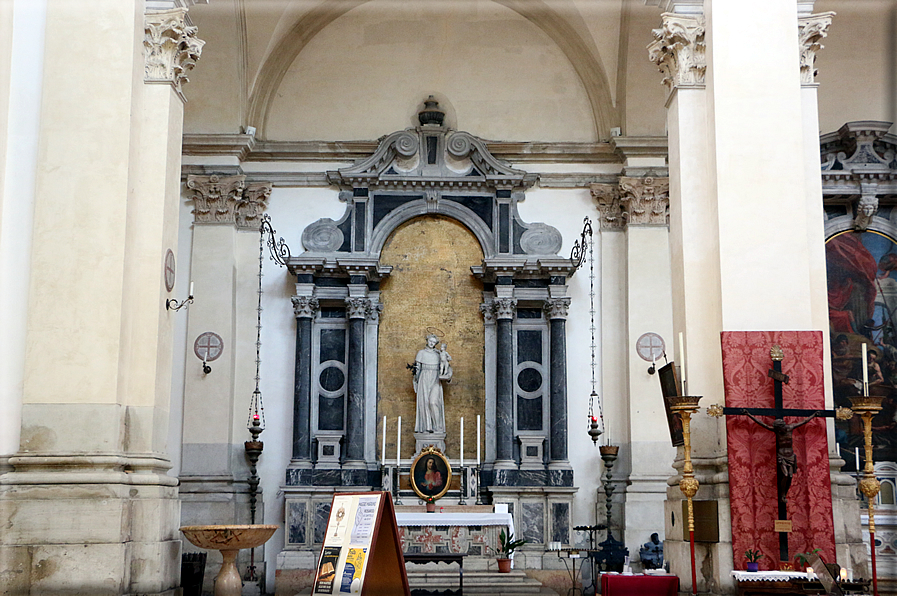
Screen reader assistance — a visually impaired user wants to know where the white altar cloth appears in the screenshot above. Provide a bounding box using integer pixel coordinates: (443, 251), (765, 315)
(395, 512), (514, 537)
(731, 570), (809, 582)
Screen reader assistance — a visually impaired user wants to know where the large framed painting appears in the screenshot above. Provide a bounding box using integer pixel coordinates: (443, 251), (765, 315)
(827, 230), (897, 464)
(409, 446), (452, 501)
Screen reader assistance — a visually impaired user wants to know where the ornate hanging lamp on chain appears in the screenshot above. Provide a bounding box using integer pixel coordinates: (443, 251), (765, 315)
(572, 217), (604, 444)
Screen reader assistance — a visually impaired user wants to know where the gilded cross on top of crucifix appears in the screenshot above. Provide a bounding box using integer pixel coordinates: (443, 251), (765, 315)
(708, 345), (853, 564)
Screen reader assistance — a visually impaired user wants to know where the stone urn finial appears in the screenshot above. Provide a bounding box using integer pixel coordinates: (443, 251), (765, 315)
(418, 95), (445, 127)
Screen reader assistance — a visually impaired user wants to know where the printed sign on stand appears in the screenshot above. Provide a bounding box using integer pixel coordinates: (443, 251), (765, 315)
(312, 492), (409, 596)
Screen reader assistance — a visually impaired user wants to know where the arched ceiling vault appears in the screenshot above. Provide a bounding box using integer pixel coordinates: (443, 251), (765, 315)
(245, 0), (619, 140)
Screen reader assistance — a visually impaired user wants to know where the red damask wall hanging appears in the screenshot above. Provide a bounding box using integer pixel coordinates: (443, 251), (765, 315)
(721, 331), (835, 570)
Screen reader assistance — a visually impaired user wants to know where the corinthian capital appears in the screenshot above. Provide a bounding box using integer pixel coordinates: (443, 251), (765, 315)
(493, 298), (517, 320)
(144, 8), (205, 101)
(237, 183), (272, 230)
(345, 297), (371, 319)
(292, 296), (319, 319)
(186, 174), (246, 225)
(619, 177), (670, 226)
(647, 14), (706, 93)
(798, 12), (834, 86)
(591, 184), (624, 231)
(544, 298), (571, 320)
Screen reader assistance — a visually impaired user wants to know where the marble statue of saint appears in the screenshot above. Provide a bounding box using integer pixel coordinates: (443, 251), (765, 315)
(414, 334), (451, 433)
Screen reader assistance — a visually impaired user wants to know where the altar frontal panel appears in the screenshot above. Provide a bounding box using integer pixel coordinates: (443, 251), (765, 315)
(721, 331), (835, 569)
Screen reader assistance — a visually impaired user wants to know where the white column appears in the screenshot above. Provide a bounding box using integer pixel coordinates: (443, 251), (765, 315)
(0, 0), (47, 463)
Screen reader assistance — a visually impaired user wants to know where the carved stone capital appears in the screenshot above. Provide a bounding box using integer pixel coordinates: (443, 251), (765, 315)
(345, 297), (370, 319)
(544, 298), (571, 320)
(366, 301), (384, 323)
(591, 183), (624, 231)
(480, 302), (495, 324)
(798, 12), (834, 86)
(186, 174), (246, 225)
(144, 8), (205, 101)
(291, 296), (319, 319)
(237, 183), (272, 230)
(618, 177), (670, 226)
(647, 14), (706, 93)
(493, 298), (517, 320)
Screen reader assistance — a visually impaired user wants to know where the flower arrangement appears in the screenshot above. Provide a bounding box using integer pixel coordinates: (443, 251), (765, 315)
(745, 549), (764, 563)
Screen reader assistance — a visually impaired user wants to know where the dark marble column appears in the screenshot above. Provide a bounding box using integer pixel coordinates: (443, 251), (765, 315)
(291, 296), (318, 461)
(545, 298), (570, 463)
(494, 297), (517, 464)
(344, 297), (369, 463)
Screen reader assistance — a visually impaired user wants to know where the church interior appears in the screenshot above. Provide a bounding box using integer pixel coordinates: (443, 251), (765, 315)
(2, 0), (897, 594)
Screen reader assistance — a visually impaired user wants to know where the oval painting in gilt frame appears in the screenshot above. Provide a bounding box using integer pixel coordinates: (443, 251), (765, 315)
(409, 446), (452, 502)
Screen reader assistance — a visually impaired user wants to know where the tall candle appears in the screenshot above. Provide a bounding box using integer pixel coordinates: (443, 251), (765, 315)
(189, 281), (194, 297)
(679, 332), (686, 395)
(477, 415), (481, 466)
(397, 416), (402, 466)
(381, 416), (387, 466)
(460, 417), (464, 468)
(856, 447), (861, 472)
(862, 342), (869, 395)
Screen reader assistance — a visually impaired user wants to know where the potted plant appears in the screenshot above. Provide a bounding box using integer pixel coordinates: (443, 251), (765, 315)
(493, 529), (527, 573)
(745, 549), (763, 572)
(794, 548), (821, 572)
(424, 496), (437, 513)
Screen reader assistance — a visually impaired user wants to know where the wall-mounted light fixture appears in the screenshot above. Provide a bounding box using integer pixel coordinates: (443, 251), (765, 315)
(167, 281), (194, 311)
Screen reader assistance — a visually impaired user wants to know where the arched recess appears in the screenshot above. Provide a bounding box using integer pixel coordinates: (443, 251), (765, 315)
(246, 0), (618, 139)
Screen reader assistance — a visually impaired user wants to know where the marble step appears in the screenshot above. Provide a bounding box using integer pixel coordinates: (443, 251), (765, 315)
(407, 569), (558, 595)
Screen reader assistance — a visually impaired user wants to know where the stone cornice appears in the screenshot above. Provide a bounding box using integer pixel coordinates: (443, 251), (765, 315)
(647, 13), (706, 95)
(181, 135), (622, 164)
(144, 8), (205, 101)
(798, 12), (835, 86)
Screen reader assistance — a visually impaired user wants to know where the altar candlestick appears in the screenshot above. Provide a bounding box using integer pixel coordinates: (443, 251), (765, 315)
(679, 332), (686, 395)
(863, 343), (869, 395)
(476, 415), (481, 466)
(397, 416), (401, 466)
(460, 418), (464, 467)
(381, 416), (387, 466)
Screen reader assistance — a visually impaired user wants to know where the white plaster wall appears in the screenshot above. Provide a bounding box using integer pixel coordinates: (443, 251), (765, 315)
(815, 0), (896, 135)
(620, 3), (669, 137)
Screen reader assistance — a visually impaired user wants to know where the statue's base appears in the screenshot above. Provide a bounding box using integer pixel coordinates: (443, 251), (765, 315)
(414, 431), (446, 457)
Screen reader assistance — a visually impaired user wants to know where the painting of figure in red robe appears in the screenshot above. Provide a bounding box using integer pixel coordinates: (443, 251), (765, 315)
(827, 229), (897, 464)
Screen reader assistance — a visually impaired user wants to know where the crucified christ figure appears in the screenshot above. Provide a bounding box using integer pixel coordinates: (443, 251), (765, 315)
(742, 410), (819, 505)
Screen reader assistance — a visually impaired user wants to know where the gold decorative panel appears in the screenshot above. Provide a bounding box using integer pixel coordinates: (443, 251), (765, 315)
(377, 215), (485, 462)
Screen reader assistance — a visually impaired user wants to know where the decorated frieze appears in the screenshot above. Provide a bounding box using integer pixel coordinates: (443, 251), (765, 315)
(144, 8), (205, 100)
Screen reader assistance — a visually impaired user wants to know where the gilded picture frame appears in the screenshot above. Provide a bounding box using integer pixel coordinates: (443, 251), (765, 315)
(409, 445), (452, 501)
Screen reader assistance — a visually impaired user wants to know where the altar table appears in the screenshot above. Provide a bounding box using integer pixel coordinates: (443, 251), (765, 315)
(600, 573), (679, 596)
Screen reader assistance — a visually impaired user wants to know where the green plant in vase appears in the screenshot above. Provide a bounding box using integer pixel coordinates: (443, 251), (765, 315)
(492, 529), (527, 573)
(745, 549), (763, 572)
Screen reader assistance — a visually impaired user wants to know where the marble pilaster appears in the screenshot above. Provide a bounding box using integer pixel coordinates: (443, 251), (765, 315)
(493, 297), (517, 469)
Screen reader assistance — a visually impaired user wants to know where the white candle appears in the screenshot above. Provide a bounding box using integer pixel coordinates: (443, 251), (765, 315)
(862, 343), (869, 395)
(189, 281), (194, 297)
(477, 415), (481, 466)
(381, 416), (387, 466)
(679, 332), (686, 395)
(840, 569), (847, 583)
(397, 416), (402, 466)
(856, 447), (861, 472)
(460, 417), (464, 468)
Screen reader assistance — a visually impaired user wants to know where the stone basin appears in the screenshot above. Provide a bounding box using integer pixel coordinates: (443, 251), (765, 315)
(180, 525), (278, 596)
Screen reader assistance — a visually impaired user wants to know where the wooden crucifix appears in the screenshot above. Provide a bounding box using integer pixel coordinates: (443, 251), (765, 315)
(709, 345), (852, 565)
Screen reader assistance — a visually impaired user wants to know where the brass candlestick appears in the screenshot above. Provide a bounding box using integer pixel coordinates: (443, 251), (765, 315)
(671, 395), (702, 596)
(851, 395), (883, 596)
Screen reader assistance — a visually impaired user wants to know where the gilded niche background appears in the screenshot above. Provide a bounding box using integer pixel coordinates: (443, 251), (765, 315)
(378, 215), (485, 461)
